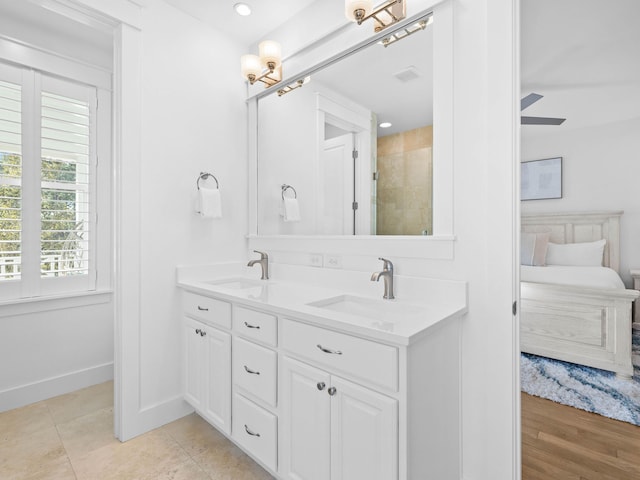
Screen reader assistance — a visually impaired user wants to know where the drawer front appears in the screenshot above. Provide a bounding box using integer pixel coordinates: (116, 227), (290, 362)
(183, 291), (231, 329)
(233, 306), (277, 346)
(281, 319), (398, 392)
(232, 393), (277, 472)
(233, 337), (277, 406)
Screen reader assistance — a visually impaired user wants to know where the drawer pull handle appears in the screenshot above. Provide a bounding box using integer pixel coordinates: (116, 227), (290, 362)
(244, 365), (261, 375)
(244, 424), (261, 437)
(317, 344), (342, 355)
(197, 306), (209, 311)
(244, 322), (261, 329)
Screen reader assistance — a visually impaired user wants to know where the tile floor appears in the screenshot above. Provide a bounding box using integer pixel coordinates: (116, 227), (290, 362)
(0, 381), (274, 480)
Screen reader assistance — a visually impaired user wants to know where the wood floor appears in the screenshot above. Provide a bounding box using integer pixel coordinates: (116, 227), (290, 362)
(522, 392), (640, 480)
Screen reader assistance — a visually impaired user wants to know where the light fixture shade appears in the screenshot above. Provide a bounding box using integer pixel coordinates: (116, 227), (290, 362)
(240, 54), (262, 79)
(345, 0), (373, 21)
(259, 40), (282, 69)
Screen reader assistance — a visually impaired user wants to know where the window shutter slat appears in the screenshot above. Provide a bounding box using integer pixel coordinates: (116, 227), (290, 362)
(0, 78), (21, 280)
(40, 89), (92, 279)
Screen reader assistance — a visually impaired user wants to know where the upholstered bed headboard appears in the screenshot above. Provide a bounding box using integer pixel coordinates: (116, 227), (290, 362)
(521, 211), (622, 272)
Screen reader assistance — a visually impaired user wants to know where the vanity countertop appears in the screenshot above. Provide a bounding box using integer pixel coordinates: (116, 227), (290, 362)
(177, 263), (467, 346)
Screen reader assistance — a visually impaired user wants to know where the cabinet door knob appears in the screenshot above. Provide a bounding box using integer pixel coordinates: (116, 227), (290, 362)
(244, 424), (261, 437)
(317, 344), (342, 355)
(200, 330), (206, 337)
(195, 328), (201, 335)
(328, 386), (337, 396)
(197, 306), (209, 311)
(317, 382), (326, 391)
(244, 365), (261, 375)
(244, 321), (260, 329)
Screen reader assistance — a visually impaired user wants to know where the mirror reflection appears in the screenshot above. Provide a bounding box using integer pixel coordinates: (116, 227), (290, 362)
(257, 15), (434, 236)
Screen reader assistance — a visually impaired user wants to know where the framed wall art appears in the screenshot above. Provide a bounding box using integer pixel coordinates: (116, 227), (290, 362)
(521, 157), (562, 201)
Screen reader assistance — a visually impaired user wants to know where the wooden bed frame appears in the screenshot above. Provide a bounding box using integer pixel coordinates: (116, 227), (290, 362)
(520, 211), (640, 378)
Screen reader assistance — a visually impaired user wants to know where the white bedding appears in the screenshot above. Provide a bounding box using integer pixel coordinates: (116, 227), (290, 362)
(521, 265), (625, 289)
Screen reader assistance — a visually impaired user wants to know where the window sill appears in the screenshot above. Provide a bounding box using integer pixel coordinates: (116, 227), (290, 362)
(0, 290), (113, 318)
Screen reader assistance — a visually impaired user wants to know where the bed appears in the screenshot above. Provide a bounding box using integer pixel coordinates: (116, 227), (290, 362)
(520, 211), (640, 378)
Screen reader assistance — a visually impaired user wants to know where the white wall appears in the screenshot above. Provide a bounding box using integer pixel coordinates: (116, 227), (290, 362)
(136, 0), (248, 412)
(522, 118), (640, 286)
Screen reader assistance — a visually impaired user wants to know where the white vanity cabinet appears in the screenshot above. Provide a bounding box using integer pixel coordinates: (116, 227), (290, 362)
(182, 294), (232, 435)
(179, 280), (462, 480)
(281, 356), (397, 480)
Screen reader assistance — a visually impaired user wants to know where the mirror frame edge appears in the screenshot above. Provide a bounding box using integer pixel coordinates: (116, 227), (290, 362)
(247, 0), (454, 260)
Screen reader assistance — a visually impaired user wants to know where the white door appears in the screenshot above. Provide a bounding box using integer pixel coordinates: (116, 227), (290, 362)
(319, 134), (354, 235)
(330, 376), (398, 480)
(203, 327), (231, 435)
(183, 317), (206, 410)
(281, 356), (332, 480)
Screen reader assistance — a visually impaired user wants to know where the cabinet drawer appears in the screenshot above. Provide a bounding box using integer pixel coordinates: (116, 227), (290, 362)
(183, 292), (231, 329)
(232, 393), (277, 472)
(233, 306), (277, 346)
(233, 337), (277, 406)
(281, 319), (398, 392)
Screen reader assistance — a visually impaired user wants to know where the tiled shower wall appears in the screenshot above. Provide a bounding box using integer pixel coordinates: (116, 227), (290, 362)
(376, 125), (433, 235)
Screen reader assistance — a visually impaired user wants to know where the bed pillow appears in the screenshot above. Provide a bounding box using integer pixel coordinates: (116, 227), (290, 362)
(521, 232), (550, 266)
(545, 239), (606, 266)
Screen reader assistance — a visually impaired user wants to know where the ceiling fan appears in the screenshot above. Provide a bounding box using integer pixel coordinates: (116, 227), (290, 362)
(521, 93), (566, 125)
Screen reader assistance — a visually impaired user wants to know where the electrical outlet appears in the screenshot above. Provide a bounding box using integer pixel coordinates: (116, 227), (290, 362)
(309, 253), (323, 267)
(324, 254), (342, 269)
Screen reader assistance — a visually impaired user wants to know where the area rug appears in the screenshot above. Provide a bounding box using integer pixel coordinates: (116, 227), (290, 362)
(520, 330), (640, 425)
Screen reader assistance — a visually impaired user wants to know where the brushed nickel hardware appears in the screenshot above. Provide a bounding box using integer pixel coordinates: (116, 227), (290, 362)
(196, 172), (219, 190)
(244, 365), (261, 375)
(197, 306), (209, 311)
(328, 386), (337, 396)
(317, 382), (326, 391)
(247, 250), (269, 280)
(345, 0), (406, 32)
(195, 328), (201, 335)
(244, 321), (261, 329)
(317, 344), (343, 355)
(244, 424), (261, 437)
(371, 257), (395, 299)
(200, 330), (206, 337)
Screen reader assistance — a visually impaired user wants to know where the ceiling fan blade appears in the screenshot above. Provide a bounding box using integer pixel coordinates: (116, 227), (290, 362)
(521, 93), (543, 111)
(521, 116), (566, 125)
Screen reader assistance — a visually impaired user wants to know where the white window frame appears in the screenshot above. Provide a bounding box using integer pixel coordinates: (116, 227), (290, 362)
(0, 43), (111, 302)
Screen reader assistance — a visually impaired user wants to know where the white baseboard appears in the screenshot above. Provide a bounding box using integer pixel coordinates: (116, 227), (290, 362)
(0, 362), (114, 412)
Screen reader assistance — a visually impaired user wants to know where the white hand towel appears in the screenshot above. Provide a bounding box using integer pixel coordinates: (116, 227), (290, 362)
(283, 197), (300, 222)
(197, 188), (222, 218)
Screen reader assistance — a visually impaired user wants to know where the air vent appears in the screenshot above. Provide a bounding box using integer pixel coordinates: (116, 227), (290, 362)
(392, 65), (422, 82)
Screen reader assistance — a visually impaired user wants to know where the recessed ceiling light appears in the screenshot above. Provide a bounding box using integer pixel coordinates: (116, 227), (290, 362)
(234, 3), (251, 16)
(379, 122), (392, 128)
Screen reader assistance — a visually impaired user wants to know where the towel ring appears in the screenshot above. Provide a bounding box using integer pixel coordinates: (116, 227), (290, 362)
(197, 172), (219, 190)
(281, 184), (297, 200)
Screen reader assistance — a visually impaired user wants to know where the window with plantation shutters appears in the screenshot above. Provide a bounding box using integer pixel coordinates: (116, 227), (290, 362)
(0, 60), (108, 300)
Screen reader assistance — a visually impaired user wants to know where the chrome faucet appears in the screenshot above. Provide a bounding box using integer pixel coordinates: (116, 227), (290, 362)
(371, 257), (394, 299)
(247, 250), (269, 280)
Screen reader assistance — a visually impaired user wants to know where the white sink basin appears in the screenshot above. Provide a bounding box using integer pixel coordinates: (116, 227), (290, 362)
(307, 294), (425, 323)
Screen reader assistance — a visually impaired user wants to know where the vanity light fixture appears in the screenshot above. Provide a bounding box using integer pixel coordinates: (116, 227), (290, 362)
(345, 0), (406, 32)
(381, 17), (430, 47)
(241, 40), (283, 88)
(379, 122), (392, 128)
(277, 76), (311, 97)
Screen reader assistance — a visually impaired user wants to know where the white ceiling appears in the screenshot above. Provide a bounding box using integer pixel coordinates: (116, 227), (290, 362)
(521, 0), (640, 135)
(162, 0), (318, 48)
